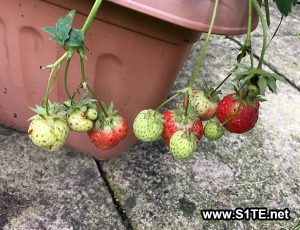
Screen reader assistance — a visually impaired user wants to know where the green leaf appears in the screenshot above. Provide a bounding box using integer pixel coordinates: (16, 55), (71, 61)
(273, 0), (297, 16)
(65, 28), (85, 47)
(50, 35), (64, 45)
(264, 0), (271, 26)
(272, 73), (287, 83)
(42, 26), (56, 35)
(56, 10), (75, 42)
(255, 95), (267, 102)
(258, 76), (268, 95)
(267, 77), (277, 93)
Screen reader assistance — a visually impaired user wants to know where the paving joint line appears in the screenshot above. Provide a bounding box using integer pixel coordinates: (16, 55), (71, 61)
(95, 160), (133, 230)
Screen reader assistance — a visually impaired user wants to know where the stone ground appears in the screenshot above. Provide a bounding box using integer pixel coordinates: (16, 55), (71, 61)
(1, 3), (300, 230)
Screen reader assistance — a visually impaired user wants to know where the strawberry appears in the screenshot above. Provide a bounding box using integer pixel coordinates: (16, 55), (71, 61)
(184, 88), (219, 120)
(28, 102), (69, 151)
(86, 106), (98, 121)
(64, 97), (98, 132)
(169, 130), (197, 159)
(216, 93), (259, 133)
(88, 103), (128, 150)
(162, 108), (203, 145)
(67, 109), (94, 132)
(204, 119), (225, 140)
(133, 109), (163, 142)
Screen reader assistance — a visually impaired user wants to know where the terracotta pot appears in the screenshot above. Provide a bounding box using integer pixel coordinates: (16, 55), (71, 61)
(0, 0), (259, 159)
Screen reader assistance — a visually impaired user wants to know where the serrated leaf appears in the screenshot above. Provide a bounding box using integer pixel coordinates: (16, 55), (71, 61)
(267, 77), (277, 93)
(42, 26), (57, 35)
(65, 28), (85, 47)
(50, 35), (64, 45)
(273, 0), (297, 16)
(258, 76), (268, 95)
(56, 10), (75, 43)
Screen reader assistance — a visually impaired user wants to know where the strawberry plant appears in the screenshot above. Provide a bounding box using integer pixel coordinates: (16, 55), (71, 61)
(27, 0), (298, 157)
(133, 0), (298, 160)
(28, 0), (128, 152)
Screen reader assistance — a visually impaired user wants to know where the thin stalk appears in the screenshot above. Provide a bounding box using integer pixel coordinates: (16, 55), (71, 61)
(79, 55), (108, 117)
(82, 0), (103, 34)
(64, 57), (73, 101)
(211, 0), (255, 94)
(211, 72), (233, 95)
(43, 67), (56, 114)
(266, 15), (283, 49)
(252, 0), (268, 69)
(155, 92), (182, 114)
(188, 0), (220, 88)
(246, 0), (254, 68)
(184, 95), (190, 117)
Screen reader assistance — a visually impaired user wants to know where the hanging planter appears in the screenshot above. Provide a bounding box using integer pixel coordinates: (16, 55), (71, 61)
(0, 0), (262, 159)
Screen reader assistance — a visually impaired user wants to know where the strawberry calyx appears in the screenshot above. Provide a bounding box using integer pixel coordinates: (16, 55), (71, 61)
(63, 91), (97, 114)
(171, 106), (198, 129)
(29, 101), (66, 128)
(96, 102), (125, 130)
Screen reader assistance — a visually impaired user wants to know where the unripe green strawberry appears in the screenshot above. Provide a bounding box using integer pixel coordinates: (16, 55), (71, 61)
(28, 103), (69, 151)
(67, 109), (94, 132)
(204, 119), (225, 141)
(133, 109), (163, 142)
(86, 107), (98, 121)
(169, 130), (197, 159)
(184, 89), (218, 120)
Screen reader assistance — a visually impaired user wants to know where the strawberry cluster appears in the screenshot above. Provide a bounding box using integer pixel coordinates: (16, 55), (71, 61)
(133, 86), (260, 160)
(28, 9), (128, 152)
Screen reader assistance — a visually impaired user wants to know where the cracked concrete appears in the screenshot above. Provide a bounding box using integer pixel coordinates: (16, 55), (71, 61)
(0, 127), (125, 230)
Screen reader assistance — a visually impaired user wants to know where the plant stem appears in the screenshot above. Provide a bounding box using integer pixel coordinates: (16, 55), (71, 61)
(82, 0), (103, 34)
(79, 55), (108, 117)
(246, 0), (254, 68)
(184, 95), (190, 117)
(187, 0), (220, 88)
(64, 57), (73, 102)
(212, 0), (255, 95)
(252, 0), (267, 69)
(155, 92), (182, 114)
(211, 72), (232, 95)
(43, 67), (56, 114)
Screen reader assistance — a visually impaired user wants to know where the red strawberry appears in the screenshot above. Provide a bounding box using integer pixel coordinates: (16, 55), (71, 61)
(162, 109), (203, 145)
(216, 93), (259, 133)
(88, 103), (128, 150)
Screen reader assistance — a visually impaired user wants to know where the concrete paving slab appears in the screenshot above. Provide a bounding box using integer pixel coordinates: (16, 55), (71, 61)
(0, 126), (125, 230)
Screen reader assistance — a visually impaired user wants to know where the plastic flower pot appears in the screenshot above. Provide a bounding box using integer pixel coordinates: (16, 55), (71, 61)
(0, 0), (259, 159)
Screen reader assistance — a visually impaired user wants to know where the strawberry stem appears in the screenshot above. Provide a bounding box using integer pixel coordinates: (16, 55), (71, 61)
(187, 0), (219, 89)
(252, 0), (267, 69)
(79, 55), (108, 117)
(184, 95), (190, 117)
(246, 0), (254, 68)
(155, 92), (182, 115)
(41, 0), (103, 114)
(211, 0), (254, 95)
(81, 0), (103, 34)
(63, 52), (74, 103)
